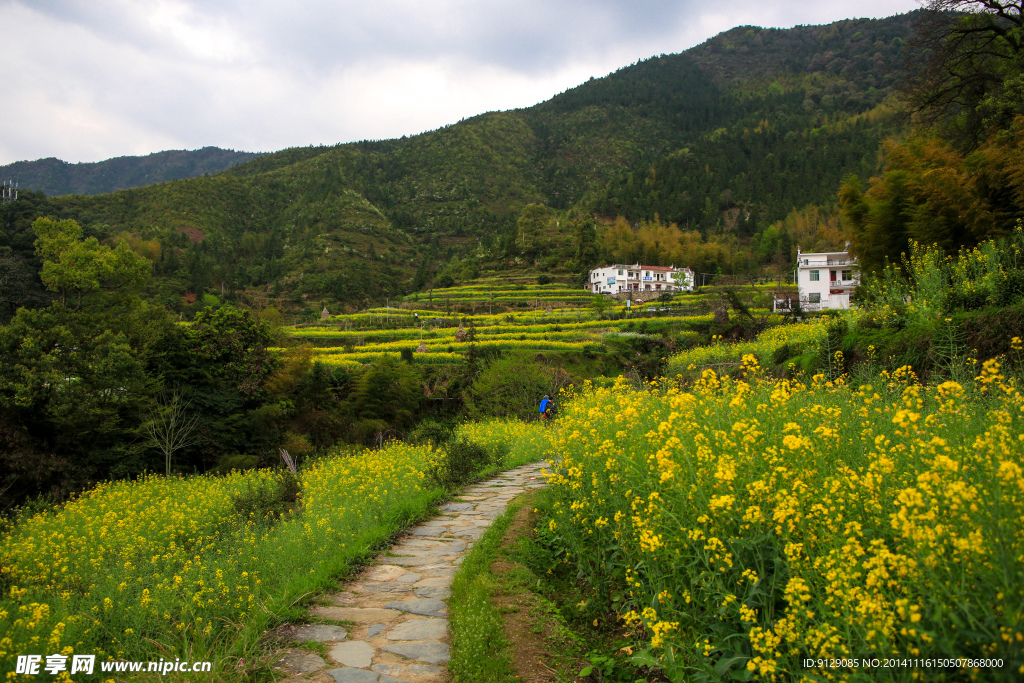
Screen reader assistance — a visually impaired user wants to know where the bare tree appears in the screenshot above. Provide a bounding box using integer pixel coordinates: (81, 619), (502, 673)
(145, 389), (202, 476)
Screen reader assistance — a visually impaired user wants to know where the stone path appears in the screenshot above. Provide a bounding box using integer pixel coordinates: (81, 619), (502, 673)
(273, 461), (548, 683)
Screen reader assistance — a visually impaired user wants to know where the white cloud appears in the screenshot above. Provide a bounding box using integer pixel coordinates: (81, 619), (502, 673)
(0, 0), (923, 165)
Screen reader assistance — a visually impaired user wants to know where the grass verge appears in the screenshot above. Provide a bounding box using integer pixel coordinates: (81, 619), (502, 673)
(448, 499), (522, 683)
(449, 489), (652, 683)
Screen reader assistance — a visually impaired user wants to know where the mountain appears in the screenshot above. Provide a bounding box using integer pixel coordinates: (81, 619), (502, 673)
(3, 12), (921, 314)
(0, 147), (259, 197)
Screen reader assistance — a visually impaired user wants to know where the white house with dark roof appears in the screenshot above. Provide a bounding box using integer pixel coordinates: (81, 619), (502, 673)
(587, 264), (694, 295)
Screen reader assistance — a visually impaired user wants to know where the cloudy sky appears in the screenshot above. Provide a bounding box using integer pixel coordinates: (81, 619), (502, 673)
(1, 0), (922, 166)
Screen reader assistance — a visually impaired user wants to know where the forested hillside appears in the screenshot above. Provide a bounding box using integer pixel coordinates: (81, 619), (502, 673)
(0, 13), (928, 317)
(0, 146), (258, 197)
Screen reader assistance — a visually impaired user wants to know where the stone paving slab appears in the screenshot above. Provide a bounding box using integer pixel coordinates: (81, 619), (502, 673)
(275, 649), (328, 674)
(383, 598), (447, 617)
(291, 625), (349, 642)
(273, 461), (548, 682)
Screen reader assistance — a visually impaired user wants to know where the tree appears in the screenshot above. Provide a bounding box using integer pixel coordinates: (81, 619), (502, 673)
(145, 389), (202, 476)
(349, 356), (422, 444)
(183, 306), (276, 400)
(0, 304), (156, 498)
(33, 217), (150, 308)
(517, 203), (552, 258)
(462, 356), (561, 421)
(840, 172), (914, 276)
(905, 1), (1024, 149)
(840, 123), (1024, 273)
(589, 294), (613, 318)
(0, 252), (45, 321)
(571, 214), (599, 272)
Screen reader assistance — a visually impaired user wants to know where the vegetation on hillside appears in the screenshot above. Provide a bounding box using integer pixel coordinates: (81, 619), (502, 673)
(842, 0), (1024, 274)
(0, 147), (257, 197)
(0, 13), (926, 317)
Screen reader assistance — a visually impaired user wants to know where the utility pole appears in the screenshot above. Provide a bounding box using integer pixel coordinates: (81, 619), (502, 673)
(1, 180), (17, 204)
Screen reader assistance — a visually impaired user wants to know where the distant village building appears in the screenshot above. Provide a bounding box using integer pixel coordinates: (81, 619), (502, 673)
(587, 264), (695, 295)
(785, 248), (860, 311)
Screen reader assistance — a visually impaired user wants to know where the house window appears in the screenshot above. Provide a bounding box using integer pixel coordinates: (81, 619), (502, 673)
(809, 270), (820, 282)
(618, 270), (623, 276)
(842, 269), (853, 281)
(808, 293), (821, 303)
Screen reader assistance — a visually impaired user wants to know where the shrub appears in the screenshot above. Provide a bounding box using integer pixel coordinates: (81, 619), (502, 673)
(993, 269), (1024, 306)
(231, 472), (300, 522)
(408, 420), (455, 447)
(770, 342), (794, 366)
(216, 453), (261, 473)
(941, 286), (990, 312)
(425, 438), (508, 490)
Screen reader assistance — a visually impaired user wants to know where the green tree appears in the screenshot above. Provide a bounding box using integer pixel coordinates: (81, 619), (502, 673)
(0, 304), (157, 498)
(462, 355), (559, 421)
(0, 252), (45, 321)
(517, 203), (552, 258)
(571, 213), (600, 272)
(33, 217), (150, 309)
(840, 124), (1024, 274)
(183, 306), (276, 400)
(840, 173), (913, 275)
(349, 356), (422, 443)
(589, 294), (613, 318)
(149, 306), (280, 469)
(292, 362), (348, 451)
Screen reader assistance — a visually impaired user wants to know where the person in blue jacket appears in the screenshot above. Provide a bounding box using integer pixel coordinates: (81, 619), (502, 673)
(539, 394), (553, 420)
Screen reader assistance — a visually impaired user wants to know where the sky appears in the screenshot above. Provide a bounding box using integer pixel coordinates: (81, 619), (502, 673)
(0, 0), (923, 166)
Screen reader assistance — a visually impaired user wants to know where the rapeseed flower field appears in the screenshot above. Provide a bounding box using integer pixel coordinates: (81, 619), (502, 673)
(457, 420), (554, 467)
(0, 443), (440, 677)
(541, 356), (1024, 680)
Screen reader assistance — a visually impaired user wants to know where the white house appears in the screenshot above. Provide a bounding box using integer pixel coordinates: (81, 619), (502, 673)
(792, 248), (859, 311)
(587, 264), (694, 295)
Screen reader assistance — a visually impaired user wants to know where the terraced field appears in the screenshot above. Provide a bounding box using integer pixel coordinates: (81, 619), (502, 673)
(280, 275), (796, 368)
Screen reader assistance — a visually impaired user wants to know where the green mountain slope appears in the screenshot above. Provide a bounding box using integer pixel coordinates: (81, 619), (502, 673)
(5, 12), (921, 313)
(0, 147), (258, 197)
(592, 17), (914, 230)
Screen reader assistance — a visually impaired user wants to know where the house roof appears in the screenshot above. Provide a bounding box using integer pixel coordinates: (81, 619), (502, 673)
(595, 264), (691, 271)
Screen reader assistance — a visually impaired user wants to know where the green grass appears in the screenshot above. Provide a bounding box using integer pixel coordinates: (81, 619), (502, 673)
(448, 501), (523, 683)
